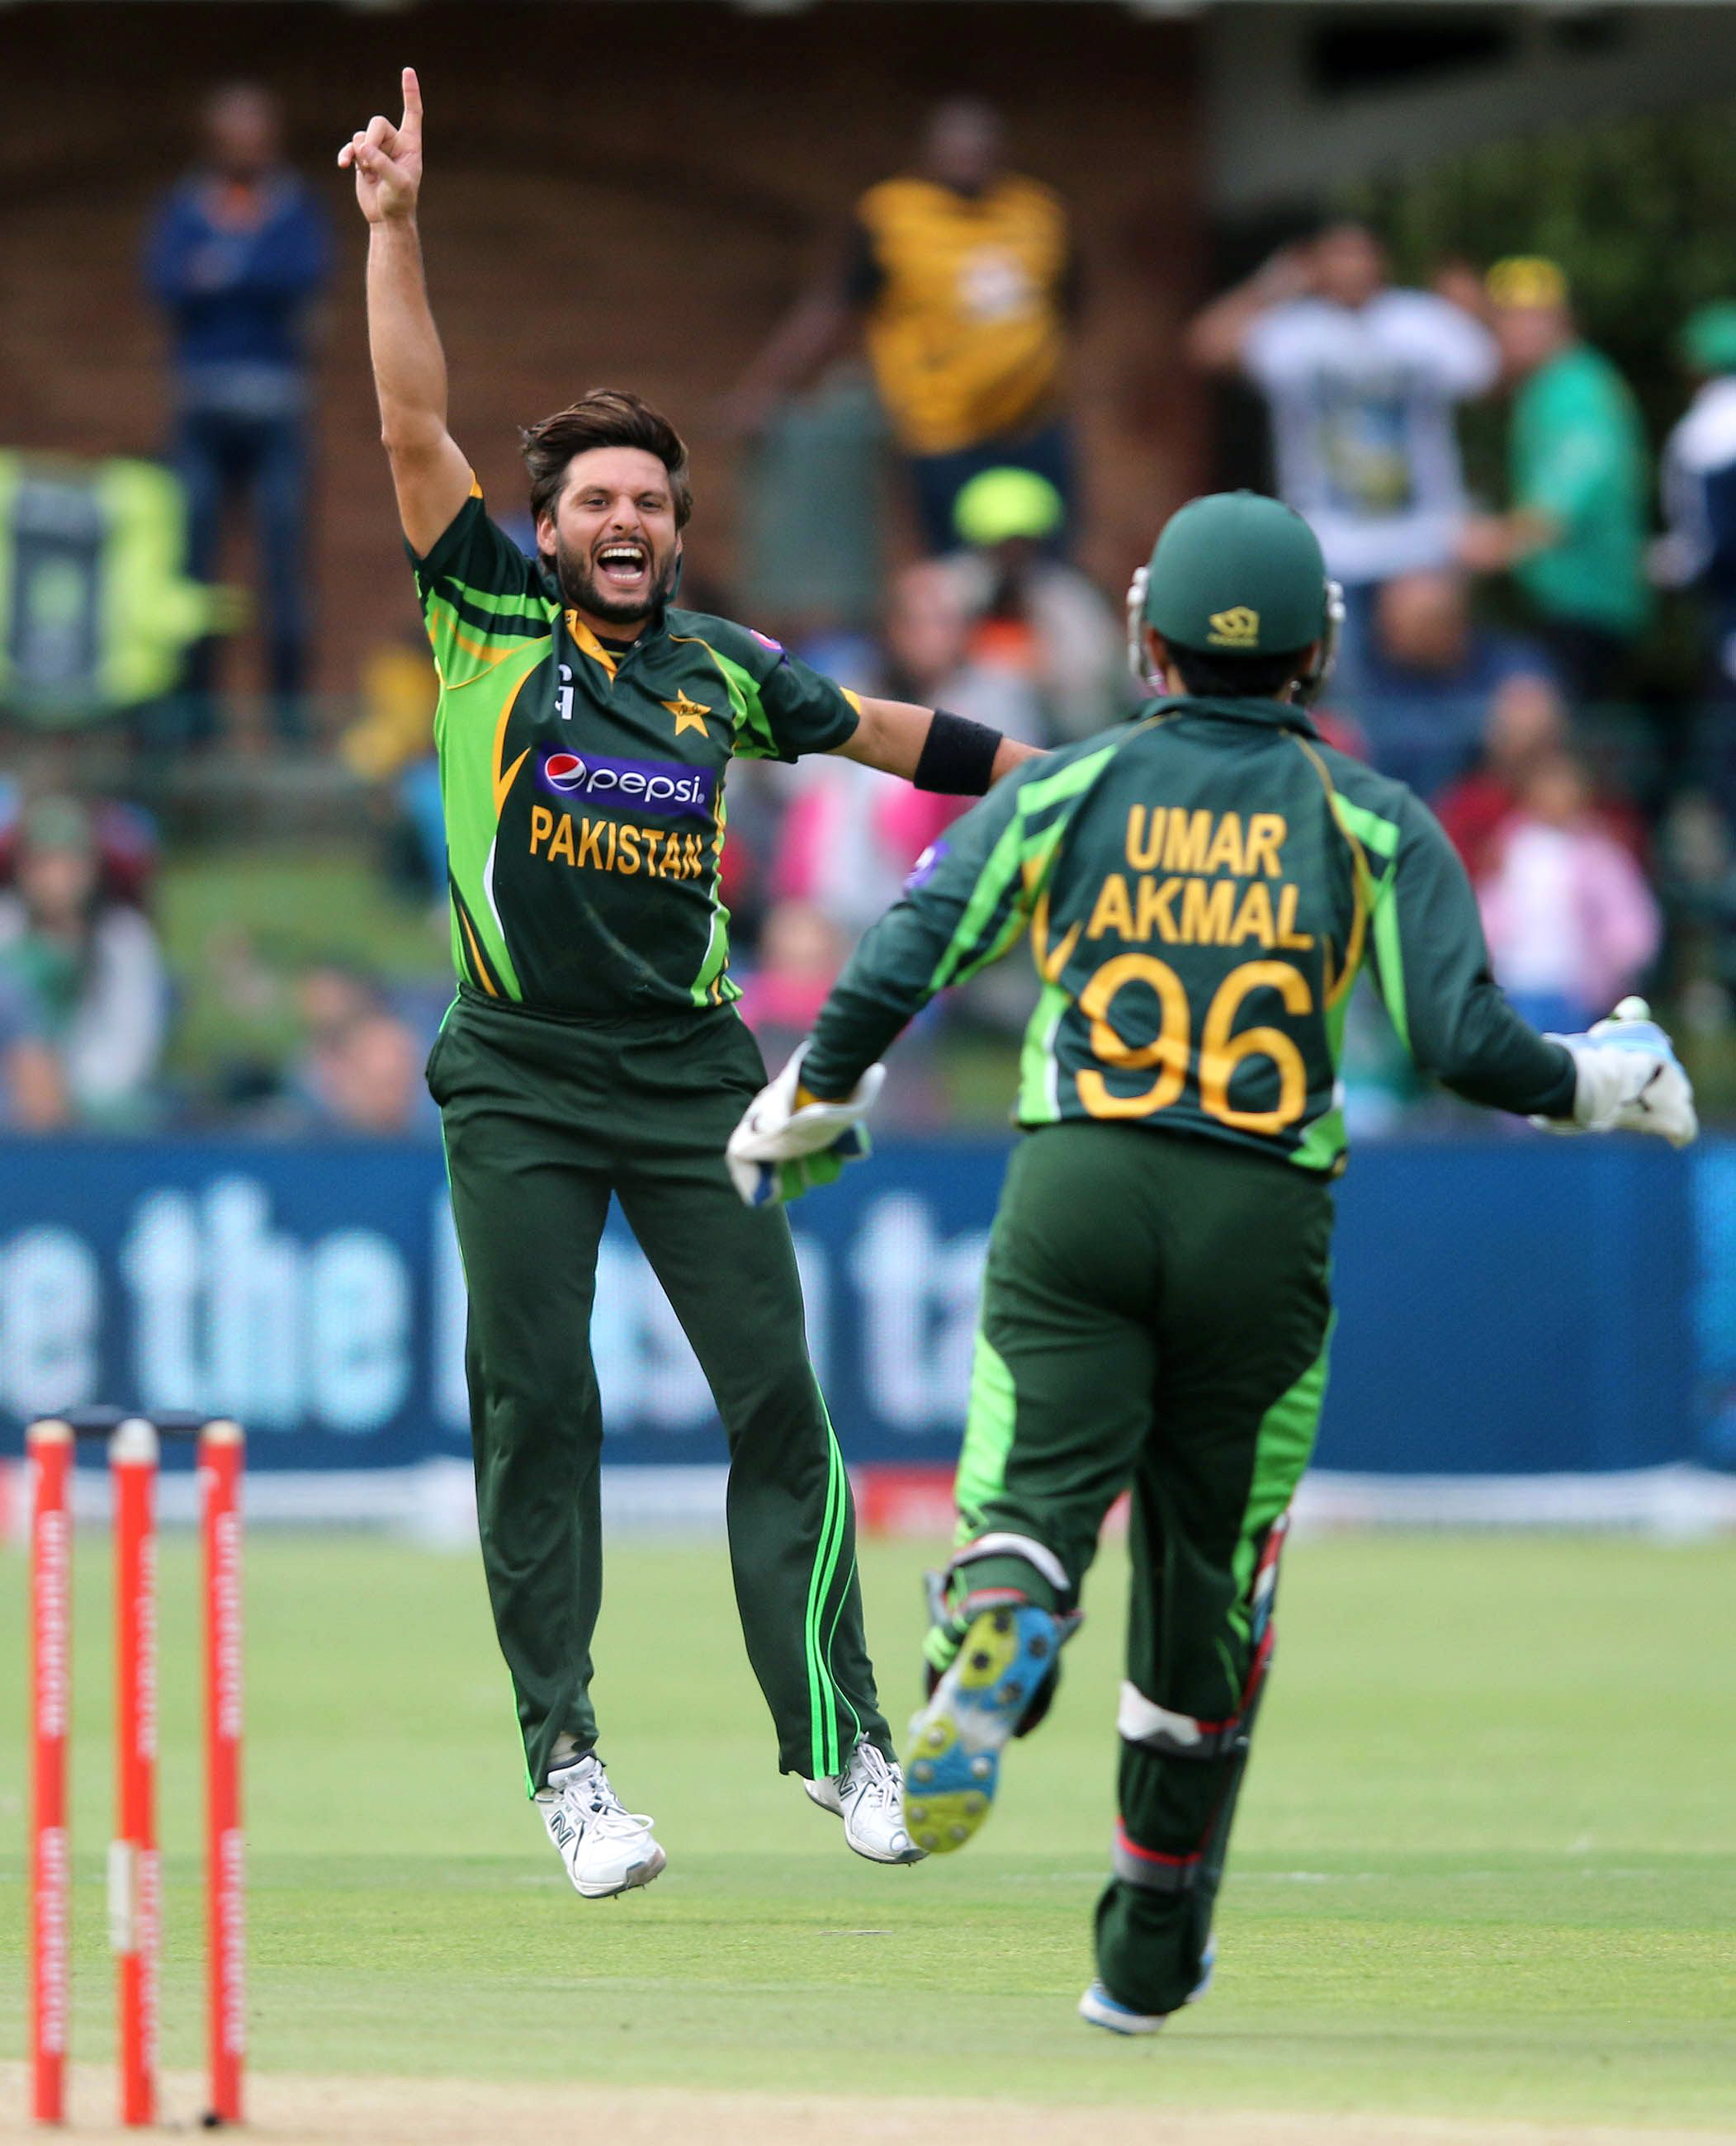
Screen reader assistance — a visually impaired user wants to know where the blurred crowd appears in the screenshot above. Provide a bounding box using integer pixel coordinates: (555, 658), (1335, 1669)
(8, 88), (1736, 1136)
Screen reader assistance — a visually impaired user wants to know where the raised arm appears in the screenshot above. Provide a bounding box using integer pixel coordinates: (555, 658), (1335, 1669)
(797, 763), (1052, 1101)
(338, 68), (471, 555)
(1184, 243), (1314, 375)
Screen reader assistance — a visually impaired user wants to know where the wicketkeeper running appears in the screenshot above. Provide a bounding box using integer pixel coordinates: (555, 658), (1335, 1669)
(728, 489), (1696, 2028)
(341, 70), (1038, 1898)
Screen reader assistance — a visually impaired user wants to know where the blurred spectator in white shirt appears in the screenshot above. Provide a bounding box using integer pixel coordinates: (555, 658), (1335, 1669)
(1658, 305), (1736, 630)
(1658, 302), (1736, 813)
(1476, 750), (1660, 1035)
(0, 797), (168, 1128)
(1187, 225), (1497, 694)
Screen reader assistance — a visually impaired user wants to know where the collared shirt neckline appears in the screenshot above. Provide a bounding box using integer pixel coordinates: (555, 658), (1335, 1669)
(564, 607), (669, 680)
(1142, 693), (1321, 740)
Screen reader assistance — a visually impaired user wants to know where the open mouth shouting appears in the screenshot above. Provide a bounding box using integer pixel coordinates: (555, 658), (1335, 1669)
(554, 528), (673, 626)
(596, 537), (650, 594)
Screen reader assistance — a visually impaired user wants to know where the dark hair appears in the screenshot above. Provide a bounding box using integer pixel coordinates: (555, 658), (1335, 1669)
(1168, 643), (1310, 699)
(521, 390), (693, 536)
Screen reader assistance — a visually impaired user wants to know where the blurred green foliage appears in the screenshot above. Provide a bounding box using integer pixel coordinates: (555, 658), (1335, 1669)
(156, 844), (447, 1093)
(1346, 103), (1736, 713)
(1346, 102), (1736, 451)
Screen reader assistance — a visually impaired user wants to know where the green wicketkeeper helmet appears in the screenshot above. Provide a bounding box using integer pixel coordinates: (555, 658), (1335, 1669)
(1126, 490), (1342, 704)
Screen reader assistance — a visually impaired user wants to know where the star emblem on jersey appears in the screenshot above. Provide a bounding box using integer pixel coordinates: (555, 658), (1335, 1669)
(663, 693), (713, 737)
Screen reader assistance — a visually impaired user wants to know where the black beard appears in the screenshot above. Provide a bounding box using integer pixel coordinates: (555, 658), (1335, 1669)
(551, 539), (676, 626)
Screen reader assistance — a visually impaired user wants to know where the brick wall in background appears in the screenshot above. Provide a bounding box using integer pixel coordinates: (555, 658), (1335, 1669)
(0, 2), (1204, 713)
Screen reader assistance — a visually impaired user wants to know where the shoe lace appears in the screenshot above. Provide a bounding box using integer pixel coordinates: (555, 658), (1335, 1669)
(849, 1742), (901, 1811)
(559, 1760), (655, 1842)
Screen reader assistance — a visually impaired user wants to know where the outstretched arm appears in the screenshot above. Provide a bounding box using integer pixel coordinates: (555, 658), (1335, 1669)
(725, 761), (1062, 1203)
(834, 697), (1040, 787)
(338, 69), (471, 555)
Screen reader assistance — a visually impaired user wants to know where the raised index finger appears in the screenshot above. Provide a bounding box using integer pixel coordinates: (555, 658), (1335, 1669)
(400, 66), (423, 140)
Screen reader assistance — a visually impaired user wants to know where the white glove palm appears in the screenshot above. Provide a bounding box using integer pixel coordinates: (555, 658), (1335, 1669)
(1535, 997), (1698, 1149)
(726, 1046), (886, 1207)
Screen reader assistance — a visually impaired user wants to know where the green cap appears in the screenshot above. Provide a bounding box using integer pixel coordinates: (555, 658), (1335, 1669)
(1142, 491), (1329, 657)
(953, 466), (1066, 549)
(1682, 302), (1736, 377)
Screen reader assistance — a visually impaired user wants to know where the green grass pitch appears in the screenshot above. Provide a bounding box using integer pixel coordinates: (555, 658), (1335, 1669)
(2, 1527), (1732, 2126)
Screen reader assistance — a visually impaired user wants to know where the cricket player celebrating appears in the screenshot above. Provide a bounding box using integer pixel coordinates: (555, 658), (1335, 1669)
(729, 490), (1696, 2025)
(339, 73), (1035, 1896)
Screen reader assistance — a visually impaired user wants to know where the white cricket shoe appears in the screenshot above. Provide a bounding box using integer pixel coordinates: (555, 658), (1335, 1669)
(537, 1753), (666, 1898)
(804, 1740), (926, 1865)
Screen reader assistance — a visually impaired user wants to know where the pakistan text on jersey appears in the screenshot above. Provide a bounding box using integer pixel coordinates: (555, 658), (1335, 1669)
(528, 805), (709, 882)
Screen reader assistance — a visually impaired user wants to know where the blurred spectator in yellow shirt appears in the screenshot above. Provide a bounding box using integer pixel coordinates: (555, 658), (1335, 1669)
(727, 99), (1080, 554)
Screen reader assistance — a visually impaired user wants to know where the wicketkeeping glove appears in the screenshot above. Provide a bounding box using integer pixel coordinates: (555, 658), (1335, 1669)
(726, 1044), (886, 1208)
(1533, 996), (1699, 1148)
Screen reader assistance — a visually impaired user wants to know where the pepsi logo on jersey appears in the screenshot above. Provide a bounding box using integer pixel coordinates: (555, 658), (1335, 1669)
(536, 748), (717, 820)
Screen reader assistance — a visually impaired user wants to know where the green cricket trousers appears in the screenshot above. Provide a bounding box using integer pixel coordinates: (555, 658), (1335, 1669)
(952, 1121), (1334, 2016)
(428, 986), (890, 1791)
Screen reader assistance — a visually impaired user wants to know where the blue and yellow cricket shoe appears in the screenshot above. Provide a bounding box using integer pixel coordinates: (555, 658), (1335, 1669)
(902, 1604), (1061, 1855)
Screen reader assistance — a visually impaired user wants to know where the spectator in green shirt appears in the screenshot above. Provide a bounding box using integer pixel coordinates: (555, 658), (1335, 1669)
(1460, 257), (1651, 705)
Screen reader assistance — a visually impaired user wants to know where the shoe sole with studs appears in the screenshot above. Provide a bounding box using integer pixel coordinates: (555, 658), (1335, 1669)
(902, 1605), (1059, 1855)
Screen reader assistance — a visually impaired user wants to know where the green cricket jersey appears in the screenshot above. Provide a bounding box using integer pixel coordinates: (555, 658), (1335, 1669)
(802, 694), (1577, 1173)
(412, 485), (860, 1014)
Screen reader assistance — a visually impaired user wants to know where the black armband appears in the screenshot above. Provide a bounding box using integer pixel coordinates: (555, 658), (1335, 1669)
(913, 708), (1003, 796)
